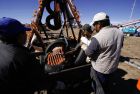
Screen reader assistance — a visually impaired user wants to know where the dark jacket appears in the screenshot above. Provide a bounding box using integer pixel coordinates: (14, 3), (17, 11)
(0, 42), (44, 94)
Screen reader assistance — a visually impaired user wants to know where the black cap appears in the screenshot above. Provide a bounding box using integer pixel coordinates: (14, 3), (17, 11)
(82, 24), (92, 32)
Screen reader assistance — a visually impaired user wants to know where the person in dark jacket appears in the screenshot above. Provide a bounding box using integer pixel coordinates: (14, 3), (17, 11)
(0, 17), (46, 94)
(74, 24), (93, 65)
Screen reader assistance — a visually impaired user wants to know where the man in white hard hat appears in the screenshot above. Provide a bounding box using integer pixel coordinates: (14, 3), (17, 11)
(84, 12), (124, 93)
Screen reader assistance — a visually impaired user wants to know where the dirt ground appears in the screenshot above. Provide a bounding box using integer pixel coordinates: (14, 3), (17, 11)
(120, 36), (140, 79)
(115, 36), (140, 94)
(121, 36), (140, 62)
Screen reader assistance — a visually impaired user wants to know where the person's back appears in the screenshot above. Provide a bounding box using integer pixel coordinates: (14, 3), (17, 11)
(85, 12), (124, 94)
(0, 17), (44, 94)
(91, 26), (123, 73)
(0, 43), (43, 94)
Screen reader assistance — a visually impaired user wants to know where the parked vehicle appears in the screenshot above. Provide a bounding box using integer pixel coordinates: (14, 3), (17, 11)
(122, 26), (137, 36)
(135, 28), (140, 37)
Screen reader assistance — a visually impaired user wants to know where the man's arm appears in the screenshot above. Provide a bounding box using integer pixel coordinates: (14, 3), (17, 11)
(85, 37), (100, 58)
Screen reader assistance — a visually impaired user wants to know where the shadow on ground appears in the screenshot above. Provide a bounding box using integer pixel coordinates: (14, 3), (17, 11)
(107, 68), (140, 94)
(120, 55), (140, 62)
(66, 68), (140, 94)
(44, 63), (140, 94)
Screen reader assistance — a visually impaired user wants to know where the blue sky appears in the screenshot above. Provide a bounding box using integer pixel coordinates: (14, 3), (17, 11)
(0, 0), (140, 25)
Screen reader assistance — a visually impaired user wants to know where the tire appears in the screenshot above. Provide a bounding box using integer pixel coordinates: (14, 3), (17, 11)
(46, 14), (62, 30)
(46, 0), (54, 14)
(45, 0), (62, 30)
(45, 39), (66, 53)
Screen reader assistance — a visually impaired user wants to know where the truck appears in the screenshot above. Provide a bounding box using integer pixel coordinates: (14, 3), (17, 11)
(122, 26), (137, 36)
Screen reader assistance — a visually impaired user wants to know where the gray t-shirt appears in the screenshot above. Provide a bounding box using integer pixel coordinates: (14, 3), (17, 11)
(85, 26), (124, 74)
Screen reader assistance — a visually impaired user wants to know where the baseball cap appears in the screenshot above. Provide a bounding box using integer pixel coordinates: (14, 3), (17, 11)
(90, 12), (109, 26)
(0, 17), (31, 37)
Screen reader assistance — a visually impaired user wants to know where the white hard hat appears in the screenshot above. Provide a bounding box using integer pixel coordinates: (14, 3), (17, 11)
(90, 12), (109, 25)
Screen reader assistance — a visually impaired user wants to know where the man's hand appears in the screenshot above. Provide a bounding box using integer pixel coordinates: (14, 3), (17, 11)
(81, 43), (88, 50)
